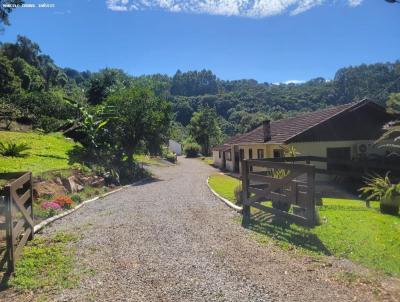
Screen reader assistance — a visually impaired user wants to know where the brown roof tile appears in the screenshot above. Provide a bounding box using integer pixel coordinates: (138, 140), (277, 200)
(214, 99), (380, 149)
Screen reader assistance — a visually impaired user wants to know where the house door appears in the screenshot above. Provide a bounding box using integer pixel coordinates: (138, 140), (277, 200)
(222, 152), (226, 170)
(326, 147), (351, 171)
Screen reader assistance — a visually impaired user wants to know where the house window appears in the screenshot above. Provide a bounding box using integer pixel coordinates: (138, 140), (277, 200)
(249, 149), (253, 159)
(326, 147), (351, 171)
(239, 149), (244, 161)
(257, 149), (264, 159)
(218, 151), (221, 159)
(273, 149), (284, 158)
(226, 151), (231, 161)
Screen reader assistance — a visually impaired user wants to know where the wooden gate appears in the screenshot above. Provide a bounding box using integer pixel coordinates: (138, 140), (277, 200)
(0, 172), (34, 273)
(241, 159), (316, 227)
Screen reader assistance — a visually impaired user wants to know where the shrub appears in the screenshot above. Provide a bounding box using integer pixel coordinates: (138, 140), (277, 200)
(234, 185), (243, 205)
(0, 141), (31, 157)
(37, 116), (64, 133)
(52, 195), (74, 209)
(359, 172), (400, 215)
(184, 142), (201, 158)
(70, 194), (82, 204)
(71, 163), (89, 173)
(165, 153), (177, 163)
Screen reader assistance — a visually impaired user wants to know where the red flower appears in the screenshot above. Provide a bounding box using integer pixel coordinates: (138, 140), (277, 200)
(52, 196), (74, 209)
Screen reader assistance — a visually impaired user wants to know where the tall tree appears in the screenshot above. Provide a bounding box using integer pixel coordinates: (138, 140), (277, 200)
(189, 106), (221, 155)
(86, 68), (132, 105)
(0, 55), (21, 95)
(171, 69), (218, 96)
(104, 87), (171, 174)
(387, 93), (400, 114)
(0, 0), (23, 30)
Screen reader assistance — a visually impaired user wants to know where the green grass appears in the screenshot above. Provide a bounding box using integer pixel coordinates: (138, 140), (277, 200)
(200, 157), (214, 165)
(9, 232), (79, 291)
(133, 154), (167, 166)
(208, 174), (400, 276)
(0, 131), (79, 175)
(208, 174), (240, 202)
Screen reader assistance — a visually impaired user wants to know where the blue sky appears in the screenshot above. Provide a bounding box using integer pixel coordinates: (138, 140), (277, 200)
(1, 0), (399, 83)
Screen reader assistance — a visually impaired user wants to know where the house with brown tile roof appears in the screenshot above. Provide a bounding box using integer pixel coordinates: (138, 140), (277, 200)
(212, 99), (396, 173)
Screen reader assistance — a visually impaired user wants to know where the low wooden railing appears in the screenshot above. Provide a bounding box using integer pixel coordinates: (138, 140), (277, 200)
(0, 172), (33, 273)
(256, 156), (400, 178)
(241, 160), (316, 227)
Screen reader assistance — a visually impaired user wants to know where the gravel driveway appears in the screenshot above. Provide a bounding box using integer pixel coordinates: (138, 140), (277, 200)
(11, 157), (390, 301)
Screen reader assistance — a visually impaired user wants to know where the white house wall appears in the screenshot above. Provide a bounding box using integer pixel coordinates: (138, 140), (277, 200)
(212, 151), (223, 168)
(290, 140), (384, 169)
(214, 140), (386, 175)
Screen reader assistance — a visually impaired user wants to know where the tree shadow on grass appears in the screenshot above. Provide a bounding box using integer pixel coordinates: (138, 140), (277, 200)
(246, 211), (332, 256)
(0, 271), (10, 291)
(34, 154), (68, 160)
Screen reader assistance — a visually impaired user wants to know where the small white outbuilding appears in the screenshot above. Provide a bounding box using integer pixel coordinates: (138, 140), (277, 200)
(168, 139), (182, 156)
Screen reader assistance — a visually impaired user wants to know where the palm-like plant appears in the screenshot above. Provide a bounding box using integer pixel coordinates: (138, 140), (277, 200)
(375, 120), (400, 150)
(0, 142), (30, 157)
(359, 172), (400, 215)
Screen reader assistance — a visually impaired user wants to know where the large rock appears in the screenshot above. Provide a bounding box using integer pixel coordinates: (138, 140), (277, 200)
(34, 181), (66, 198)
(62, 176), (84, 193)
(91, 177), (105, 188)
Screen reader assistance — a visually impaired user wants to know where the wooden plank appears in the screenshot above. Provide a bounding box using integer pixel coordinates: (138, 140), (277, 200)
(9, 172), (31, 189)
(248, 194), (267, 203)
(15, 228), (31, 260)
(248, 159), (314, 171)
(267, 191), (291, 204)
(5, 186), (16, 273)
(265, 170), (305, 194)
(248, 172), (273, 183)
(248, 186), (267, 196)
(250, 156), (400, 173)
(12, 188), (30, 207)
(241, 160), (251, 224)
(295, 192), (309, 208)
(11, 192), (34, 228)
(251, 202), (311, 226)
(29, 172), (34, 240)
(306, 168), (316, 224)
(13, 218), (26, 242)
(248, 173), (285, 184)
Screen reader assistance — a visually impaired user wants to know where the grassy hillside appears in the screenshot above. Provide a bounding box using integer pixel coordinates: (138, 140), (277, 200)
(0, 131), (79, 175)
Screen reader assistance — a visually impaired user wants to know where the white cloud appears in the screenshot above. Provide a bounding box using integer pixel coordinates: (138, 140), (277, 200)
(347, 0), (363, 7)
(283, 80), (305, 84)
(106, 0), (364, 17)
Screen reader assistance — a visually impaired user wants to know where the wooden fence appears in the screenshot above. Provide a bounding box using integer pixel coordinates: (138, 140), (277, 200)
(241, 159), (316, 227)
(241, 155), (400, 227)
(0, 172), (34, 273)
(256, 156), (400, 178)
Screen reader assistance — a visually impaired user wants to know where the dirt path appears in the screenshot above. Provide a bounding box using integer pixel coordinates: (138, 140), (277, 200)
(5, 157), (393, 301)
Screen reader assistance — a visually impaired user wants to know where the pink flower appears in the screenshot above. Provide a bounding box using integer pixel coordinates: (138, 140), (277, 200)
(42, 201), (62, 210)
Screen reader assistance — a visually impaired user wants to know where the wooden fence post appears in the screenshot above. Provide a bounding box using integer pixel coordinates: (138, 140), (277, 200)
(29, 172), (34, 240)
(4, 185), (15, 273)
(306, 166), (316, 226)
(241, 160), (251, 226)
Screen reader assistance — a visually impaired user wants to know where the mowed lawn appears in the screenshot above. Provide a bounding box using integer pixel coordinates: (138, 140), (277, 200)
(0, 131), (79, 175)
(208, 174), (240, 201)
(208, 174), (400, 276)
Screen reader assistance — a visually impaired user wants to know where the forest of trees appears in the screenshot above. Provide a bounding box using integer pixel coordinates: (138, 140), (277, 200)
(1, 35), (400, 147)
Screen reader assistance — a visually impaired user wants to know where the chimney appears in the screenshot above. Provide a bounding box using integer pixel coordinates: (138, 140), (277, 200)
(263, 120), (271, 142)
